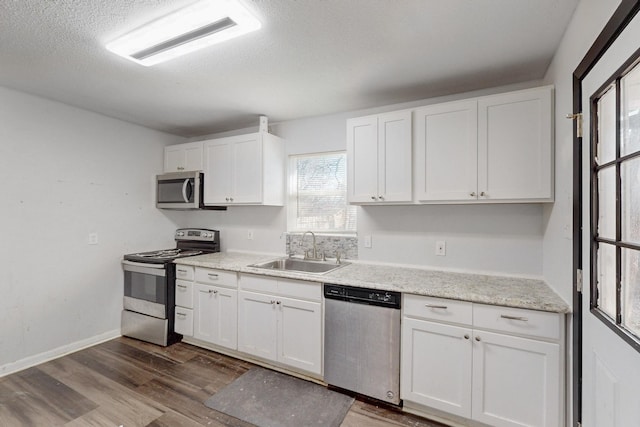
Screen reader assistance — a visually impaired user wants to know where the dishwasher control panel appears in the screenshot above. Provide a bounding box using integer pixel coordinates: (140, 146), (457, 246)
(324, 284), (401, 309)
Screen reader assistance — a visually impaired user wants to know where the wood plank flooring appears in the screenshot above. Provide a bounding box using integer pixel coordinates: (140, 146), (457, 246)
(0, 337), (448, 427)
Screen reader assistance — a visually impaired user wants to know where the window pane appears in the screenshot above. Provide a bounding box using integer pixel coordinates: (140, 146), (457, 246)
(622, 156), (640, 244)
(290, 152), (357, 232)
(622, 62), (640, 156)
(598, 166), (616, 240)
(597, 86), (617, 164)
(623, 248), (640, 336)
(598, 243), (617, 319)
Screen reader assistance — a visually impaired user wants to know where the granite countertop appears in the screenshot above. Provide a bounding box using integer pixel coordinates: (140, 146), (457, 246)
(175, 252), (571, 314)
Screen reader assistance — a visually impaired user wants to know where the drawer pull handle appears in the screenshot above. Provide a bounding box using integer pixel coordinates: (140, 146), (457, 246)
(207, 289), (218, 294)
(500, 315), (529, 321)
(177, 269), (187, 274)
(177, 284), (187, 289)
(425, 304), (448, 309)
(208, 273), (219, 279)
(176, 312), (187, 318)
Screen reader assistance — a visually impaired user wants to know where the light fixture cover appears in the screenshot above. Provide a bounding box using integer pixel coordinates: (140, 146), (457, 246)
(106, 0), (261, 66)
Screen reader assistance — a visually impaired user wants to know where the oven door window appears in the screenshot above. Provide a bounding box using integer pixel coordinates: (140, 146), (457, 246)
(158, 178), (194, 203)
(124, 270), (167, 305)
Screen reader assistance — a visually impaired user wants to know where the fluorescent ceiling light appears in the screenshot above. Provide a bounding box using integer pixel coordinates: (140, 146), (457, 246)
(106, 0), (261, 66)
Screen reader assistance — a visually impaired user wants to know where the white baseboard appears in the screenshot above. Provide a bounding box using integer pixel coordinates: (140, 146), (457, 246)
(0, 329), (121, 378)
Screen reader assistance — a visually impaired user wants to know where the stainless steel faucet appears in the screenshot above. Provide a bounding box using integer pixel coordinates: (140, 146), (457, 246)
(301, 230), (317, 260)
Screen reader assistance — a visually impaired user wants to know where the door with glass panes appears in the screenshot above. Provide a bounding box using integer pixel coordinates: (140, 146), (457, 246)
(580, 8), (640, 426)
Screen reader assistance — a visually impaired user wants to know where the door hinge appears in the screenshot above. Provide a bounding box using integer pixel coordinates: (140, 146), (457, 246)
(566, 113), (583, 138)
(576, 269), (583, 293)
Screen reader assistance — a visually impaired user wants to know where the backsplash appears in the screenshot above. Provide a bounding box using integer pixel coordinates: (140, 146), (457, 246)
(286, 233), (358, 260)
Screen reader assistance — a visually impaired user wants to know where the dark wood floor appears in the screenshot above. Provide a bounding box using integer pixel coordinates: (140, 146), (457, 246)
(0, 337), (448, 426)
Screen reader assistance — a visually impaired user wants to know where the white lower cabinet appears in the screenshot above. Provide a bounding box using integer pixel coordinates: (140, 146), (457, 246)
(193, 283), (237, 350)
(401, 294), (564, 427)
(174, 267), (238, 351)
(237, 275), (322, 375)
(471, 330), (560, 427)
(401, 318), (472, 418)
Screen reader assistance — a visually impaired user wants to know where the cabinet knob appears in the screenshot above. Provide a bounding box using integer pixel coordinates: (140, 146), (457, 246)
(480, 191), (487, 197)
(276, 300), (281, 305)
(371, 196), (377, 200)
(475, 336), (481, 342)
(229, 197), (234, 202)
(270, 300), (276, 305)
(378, 195), (384, 200)
(470, 192), (476, 197)
(464, 334), (470, 340)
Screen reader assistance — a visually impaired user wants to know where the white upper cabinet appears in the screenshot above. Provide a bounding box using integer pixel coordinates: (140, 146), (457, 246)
(478, 87), (554, 202)
(415, 86), (554, 203)
(347, 110), (412, 204)
(414, 100), (478, 202)
(203, 132), (285, 206)
(163, 141), (204, 173)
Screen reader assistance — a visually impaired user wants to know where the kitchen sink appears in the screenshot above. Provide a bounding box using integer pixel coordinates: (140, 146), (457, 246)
(248, 257), (350, 274)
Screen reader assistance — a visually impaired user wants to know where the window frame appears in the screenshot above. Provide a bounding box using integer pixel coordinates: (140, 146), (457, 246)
(590, 46), (640, 353)
(287, 150), (356, 234)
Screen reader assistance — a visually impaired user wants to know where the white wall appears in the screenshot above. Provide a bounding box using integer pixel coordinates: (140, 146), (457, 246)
(0, 86), (184, 374)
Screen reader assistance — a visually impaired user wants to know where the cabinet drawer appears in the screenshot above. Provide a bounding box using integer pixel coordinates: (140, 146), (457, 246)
(404, 294), (472, 326)
(239, 274), (278, 294)
(278, 278), (322, 302)
(473, 304), (562, 341)
(175, 265), (194, 281)
(175, 280), (193, 308)
(195, 268), (237, 288)
(174, 307), (193, 336)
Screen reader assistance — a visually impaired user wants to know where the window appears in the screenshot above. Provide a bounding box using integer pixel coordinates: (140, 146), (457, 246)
(592, 54), (640, 349)
(288, 151), (356, 233)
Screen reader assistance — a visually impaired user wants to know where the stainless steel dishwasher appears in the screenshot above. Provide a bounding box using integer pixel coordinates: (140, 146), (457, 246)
(324, 284), (401, 405)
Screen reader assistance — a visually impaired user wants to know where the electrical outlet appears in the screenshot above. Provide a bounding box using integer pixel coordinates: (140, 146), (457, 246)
(88, 233), (98, 245)
(363, 235), (372, 248)
(247, 230), (254, 240)
(435, 240), (446, 256)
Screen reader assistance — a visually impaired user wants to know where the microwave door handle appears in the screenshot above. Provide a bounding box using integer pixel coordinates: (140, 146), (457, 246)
(181, 179), (190, 203)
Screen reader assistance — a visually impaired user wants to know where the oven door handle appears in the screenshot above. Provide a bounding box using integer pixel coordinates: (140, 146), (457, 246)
(122, 260), (166, 276)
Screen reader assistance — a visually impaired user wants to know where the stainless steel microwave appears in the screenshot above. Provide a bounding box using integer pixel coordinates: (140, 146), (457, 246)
(156, 171), (203, 209)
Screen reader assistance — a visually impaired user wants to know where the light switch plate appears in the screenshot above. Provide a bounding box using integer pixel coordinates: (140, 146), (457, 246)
(435, 240), (446, 256)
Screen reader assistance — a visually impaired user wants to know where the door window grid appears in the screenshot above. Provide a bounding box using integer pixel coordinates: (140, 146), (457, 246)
(592, 57), (640, 347)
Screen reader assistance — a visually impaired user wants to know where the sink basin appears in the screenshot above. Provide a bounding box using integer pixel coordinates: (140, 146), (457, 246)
(249, 257), (350, 274)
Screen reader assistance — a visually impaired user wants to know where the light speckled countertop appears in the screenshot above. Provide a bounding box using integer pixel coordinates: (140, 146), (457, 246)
(175, 252), (570, 314)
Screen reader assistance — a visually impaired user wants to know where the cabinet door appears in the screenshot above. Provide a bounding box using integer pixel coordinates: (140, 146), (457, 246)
(231, 134), (263, 203)
(277, 296), (322, 375)
(378, 111), (412, 202)
(184, 144), (204, 171)
(237, 290), (277, 361)
(414, 100), (478, 201)
(347, 116), (379, 203)
(164, 142), (203, 172)
(215, 287), (238, 350)
(478, 87), (553, 201)
(164, 145), (185, 172)
(401, 318), (472, 418)
(193, 284), (218, 344)
(203, 140), (232, 204)
(471, 330), (561, 427)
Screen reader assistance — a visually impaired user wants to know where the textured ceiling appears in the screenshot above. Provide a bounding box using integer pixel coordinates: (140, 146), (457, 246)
(0, 0), (579, 137)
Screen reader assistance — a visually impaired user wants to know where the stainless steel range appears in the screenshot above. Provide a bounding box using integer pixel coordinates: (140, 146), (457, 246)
(121, 228), (220, 346)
